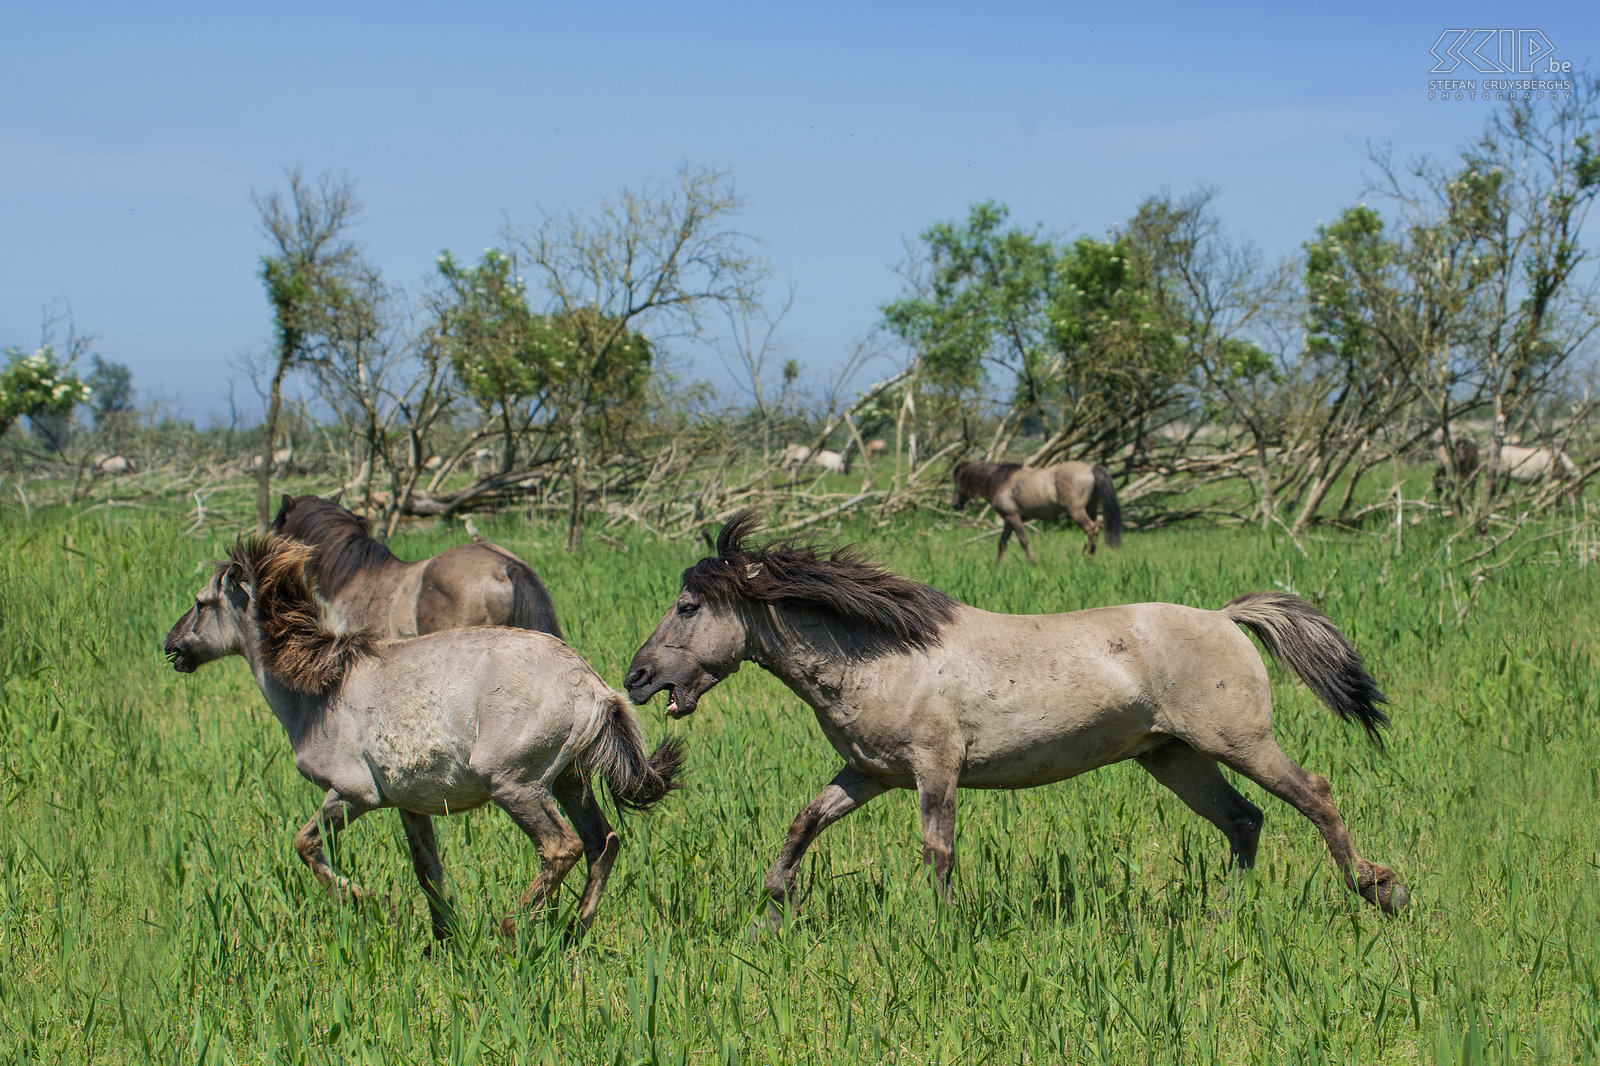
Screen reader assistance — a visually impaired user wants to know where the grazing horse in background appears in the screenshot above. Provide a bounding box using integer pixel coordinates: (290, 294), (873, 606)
(625, 512), (1406, 933)
(272, 493), (562, 639)
(165, 536), (684, 940)
(1498, 443), (1578, 485)
(951, 460), (1123, 563)
(780, 444), (850, 475)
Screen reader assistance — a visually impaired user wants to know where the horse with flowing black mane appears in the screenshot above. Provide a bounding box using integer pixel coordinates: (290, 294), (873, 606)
(951, 459), (1123, 563)
(272, 493), (562, 639)
(625, 511), (1406, 932)
(164, 535), (684, 940)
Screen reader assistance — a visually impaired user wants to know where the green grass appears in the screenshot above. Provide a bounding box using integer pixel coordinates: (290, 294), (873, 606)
(1, 492), (1598, 1064)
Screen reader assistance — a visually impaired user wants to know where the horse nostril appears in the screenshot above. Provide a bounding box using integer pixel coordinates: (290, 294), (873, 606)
(625, 666), (651, 691)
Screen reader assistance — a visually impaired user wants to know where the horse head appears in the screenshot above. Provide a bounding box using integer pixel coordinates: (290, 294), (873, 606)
(165, 561), (251, 673)
(625, 581), (746, 720)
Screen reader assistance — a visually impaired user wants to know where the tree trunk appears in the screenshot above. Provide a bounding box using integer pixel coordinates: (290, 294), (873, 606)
(255, 362), (287, 531)
(566, 418), (587, 554)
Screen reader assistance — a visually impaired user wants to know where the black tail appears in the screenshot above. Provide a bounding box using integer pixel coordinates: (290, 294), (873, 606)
(1223, 592), (1390, 746)
(509, 564), (564, 640)
(1092, 465), (1123, 548)
(582, 694), (687, 810)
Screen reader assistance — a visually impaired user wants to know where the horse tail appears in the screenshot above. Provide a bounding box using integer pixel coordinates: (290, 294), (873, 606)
(1223, 592), (1389, 746)
(1092, 465), (1124, 548)
(580, 694), (687, 811)
(508, 564), (564, 640)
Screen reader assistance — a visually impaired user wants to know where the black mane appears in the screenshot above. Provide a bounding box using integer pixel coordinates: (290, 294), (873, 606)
(271, 494), (399, 597)
(683, 510), (959, 655)
(952, 460), (1021, 501)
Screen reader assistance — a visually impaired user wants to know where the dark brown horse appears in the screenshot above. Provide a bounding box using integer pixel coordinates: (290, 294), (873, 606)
(271, 494), (562, 639)
(951, 460), (1123, 563)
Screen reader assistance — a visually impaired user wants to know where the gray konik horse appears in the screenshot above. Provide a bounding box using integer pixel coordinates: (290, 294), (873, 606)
(951, 460), (1123, 563)
(272, 493), (562, 639)
(165, 535), (683, 940)
(625, 512), (1406, 931)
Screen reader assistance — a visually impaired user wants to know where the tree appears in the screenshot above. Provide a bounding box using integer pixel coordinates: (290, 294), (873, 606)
(434, 249), (657, 484)
(881, 201), (1207, 463)
(505, 165), (766, 552)
(86, 355), (135, 440)
(0, 347), (90, 444)
(251, 167), (366, 529)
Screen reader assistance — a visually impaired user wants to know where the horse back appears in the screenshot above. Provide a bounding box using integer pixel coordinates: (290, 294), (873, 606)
(412, 543), (562, 637)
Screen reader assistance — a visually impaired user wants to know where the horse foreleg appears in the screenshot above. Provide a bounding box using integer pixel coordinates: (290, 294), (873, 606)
(491, 783), (585, 937)
(398, 810), (453, 941)
(915, 774), (959, 902)
(756, 765), (888, 935)
(999, 514), (1036, 565)
(552, 776), (620, 936)
(293, 791), (381, 908)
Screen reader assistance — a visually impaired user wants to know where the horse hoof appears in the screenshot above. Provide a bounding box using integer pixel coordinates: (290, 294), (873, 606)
(1379, 881), (1409, 914)
(747, 911), (783, 940)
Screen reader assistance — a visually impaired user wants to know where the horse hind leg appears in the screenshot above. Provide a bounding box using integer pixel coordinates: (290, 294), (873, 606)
(491, 782), (585, 937)
(398, 810), (453, 941)
(1137, 740), (1263, 875)
(1214, 736), (1407, 913)
(552, 776), (621, 935)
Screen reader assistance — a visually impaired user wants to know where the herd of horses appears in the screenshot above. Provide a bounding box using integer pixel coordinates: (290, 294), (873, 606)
(164, 457), (1412, 942)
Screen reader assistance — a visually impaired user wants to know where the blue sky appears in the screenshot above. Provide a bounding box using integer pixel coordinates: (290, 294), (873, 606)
(3, 1), (1596, 424)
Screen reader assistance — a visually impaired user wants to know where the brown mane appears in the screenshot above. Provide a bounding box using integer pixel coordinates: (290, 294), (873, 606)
(225, 535), (376, 693)
(271, 495), (398, 597)
(952, 460), (1021, 501)
(683, 511), (959, 655)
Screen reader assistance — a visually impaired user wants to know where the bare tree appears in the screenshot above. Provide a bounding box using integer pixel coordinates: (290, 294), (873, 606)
(506, 165), (767, 552)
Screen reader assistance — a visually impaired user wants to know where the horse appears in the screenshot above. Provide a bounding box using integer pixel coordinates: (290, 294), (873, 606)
(271, 493), (562, 640)
(164, 535), (685, 940)
(1498, 443), (1578, 485)
(812, 449), (849, 474)
(624, 512), (1407, 933)
(90, 454), (136, 477)
(780, 444), (850, 475)
(951, 460), (1123, 563)
(1430, 431), (1480, 501)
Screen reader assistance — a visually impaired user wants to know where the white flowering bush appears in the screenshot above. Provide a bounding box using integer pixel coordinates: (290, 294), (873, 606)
(0, 346), (92, 441)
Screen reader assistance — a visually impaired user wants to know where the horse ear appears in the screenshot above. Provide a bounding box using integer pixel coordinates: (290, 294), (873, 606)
(273, 494), (293, 530)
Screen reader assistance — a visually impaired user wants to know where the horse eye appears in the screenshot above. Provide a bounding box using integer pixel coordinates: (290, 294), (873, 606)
(678, 601), (700, 617)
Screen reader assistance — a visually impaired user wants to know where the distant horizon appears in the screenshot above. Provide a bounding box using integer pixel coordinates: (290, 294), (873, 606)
(6, 2), (1596, 424)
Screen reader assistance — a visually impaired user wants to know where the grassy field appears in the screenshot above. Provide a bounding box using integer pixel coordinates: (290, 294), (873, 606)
(1, 488), (1598, 1064)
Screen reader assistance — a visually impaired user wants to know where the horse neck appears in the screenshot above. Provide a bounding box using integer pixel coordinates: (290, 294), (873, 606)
(312, 523), (402, 596)
(745, 605), (861, 711)
(234, 608), (332, 745)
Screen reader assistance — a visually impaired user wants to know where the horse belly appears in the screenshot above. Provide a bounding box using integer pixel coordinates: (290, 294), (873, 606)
(1006, 477), (1060, 519)
(360, 695), (490, 814)
(957, 703), (1163, 788)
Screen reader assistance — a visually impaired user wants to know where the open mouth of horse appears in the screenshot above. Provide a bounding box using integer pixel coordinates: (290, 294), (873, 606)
(166, 649), (195, 673)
